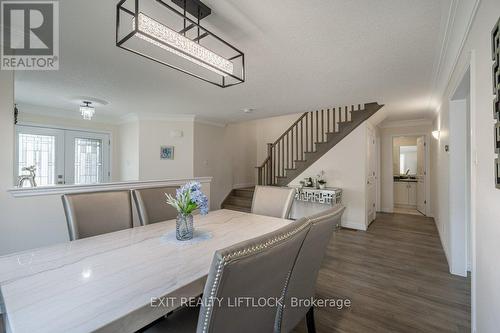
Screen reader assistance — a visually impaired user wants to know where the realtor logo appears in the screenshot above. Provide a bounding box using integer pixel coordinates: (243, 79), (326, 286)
(1, 1), (59, 70)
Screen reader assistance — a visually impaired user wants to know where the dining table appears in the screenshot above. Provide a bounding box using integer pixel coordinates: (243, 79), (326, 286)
(0, 209), (293, 333)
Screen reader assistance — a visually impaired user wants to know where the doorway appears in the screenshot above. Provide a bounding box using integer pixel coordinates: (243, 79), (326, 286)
(449, 67), (472, 276)
(392, 135), (426, 216)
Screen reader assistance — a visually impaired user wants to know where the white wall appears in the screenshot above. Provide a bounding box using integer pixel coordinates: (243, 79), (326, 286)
(224, 120), (258, 188)
(118, 121), (139, 181)
(431, 0), (500, 330)
(0, 72), (70, 255)
(193, 122), (233, 210)
(255, 113), (299, 163)
(289, 124), (368, 230)
(379, 123), (432, 213)
(138, 119), (194, 180)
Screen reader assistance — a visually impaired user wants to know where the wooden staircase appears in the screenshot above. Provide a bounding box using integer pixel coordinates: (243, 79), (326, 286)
(221, 187), (255, 213)
(256, 102), (383, 186)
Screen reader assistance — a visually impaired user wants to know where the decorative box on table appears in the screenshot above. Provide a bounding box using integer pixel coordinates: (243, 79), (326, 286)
(289, 186), (343, 228)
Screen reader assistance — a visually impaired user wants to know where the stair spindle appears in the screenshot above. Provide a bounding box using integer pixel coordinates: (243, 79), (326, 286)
(277, 140), (281, 178)
(316, 111), (319, 145)
(333, 107), (336, 132)
(305, 114), (309, 154)
(327, 108), (330, 133)
(295, 124), (298, 162)
(300, 120), (303, 160)
(321, 109), (324, 142)
(286, 132), (290, 169)
(310, 111), (314, 151)
(282, 138), (285, 178)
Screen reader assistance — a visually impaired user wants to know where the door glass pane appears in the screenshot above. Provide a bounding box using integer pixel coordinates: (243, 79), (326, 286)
(74, 138), (103, 184)
(18, 133), (56, 186)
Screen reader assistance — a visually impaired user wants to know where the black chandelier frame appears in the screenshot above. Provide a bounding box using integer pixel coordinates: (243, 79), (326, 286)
(116, 0), (245, 88)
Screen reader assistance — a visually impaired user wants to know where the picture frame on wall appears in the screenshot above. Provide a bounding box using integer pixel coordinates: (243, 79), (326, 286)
(160, 146), (174, 160)
(492, 17), (500, 188)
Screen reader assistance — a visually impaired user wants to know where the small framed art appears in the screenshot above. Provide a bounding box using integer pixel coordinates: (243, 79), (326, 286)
(160, 146), (174, 160)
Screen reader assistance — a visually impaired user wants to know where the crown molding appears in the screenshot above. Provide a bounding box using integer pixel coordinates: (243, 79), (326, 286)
(379, 118), (433, 129)
(430, 0), (481, 112)
(118, 113), (196, 124)
(118, 113), (227, 127)
(194, 116), (227, 128)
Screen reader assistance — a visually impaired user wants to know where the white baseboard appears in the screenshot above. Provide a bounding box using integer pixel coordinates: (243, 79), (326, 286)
(341, 219), (366, 231)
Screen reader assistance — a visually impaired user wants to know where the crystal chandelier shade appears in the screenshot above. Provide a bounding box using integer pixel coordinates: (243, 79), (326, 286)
(116, 0), (245, 87)
(80, 102), (95, 120)
(134, 13), (233, 76)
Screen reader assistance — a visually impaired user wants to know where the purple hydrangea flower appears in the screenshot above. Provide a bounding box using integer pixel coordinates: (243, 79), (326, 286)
(166, 181), (209, 216)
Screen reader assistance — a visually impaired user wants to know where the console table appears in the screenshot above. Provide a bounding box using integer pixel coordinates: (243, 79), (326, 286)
(289, 187), (343, 227)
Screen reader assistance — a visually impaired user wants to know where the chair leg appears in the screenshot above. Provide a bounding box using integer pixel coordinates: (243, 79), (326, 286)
(306, 307), (316, 333)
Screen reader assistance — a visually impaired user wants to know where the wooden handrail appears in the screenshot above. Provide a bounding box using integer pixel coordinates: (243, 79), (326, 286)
(271, 112), (309, 147)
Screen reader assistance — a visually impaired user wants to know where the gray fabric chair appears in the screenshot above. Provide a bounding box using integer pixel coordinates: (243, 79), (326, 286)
(251, 186), (296, 219)
(61, 190), (133, 241)
(143, 217), (311, 333)
(276, 205), (345, 333)
(132, 186), (179, 225)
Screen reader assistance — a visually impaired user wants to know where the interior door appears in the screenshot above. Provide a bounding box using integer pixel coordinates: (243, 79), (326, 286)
(416, 136), (426, 215)
(366, 126), (377, 225)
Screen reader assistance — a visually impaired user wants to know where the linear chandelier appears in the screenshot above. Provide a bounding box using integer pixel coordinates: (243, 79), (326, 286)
(116, 0), (245, 87)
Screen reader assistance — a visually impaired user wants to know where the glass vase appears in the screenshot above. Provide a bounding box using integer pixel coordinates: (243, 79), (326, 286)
(176, 213), (194, 241)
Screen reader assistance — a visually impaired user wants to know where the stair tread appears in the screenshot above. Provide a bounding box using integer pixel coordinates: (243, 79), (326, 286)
(235, 187), (255, 191)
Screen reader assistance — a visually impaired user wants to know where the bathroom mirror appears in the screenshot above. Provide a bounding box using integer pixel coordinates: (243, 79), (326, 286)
(399, 145), (417, 175)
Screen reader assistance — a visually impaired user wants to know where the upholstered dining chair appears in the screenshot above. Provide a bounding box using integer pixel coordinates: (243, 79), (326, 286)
(142, 217), (312, 333)
(61, 190), (133, 241)
(251, 185), (296, 219)
(276, 205), (345, 333)
(132, 186), (179, 226)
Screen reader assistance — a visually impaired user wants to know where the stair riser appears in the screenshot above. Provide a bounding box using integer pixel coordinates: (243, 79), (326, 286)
(225, 196), (252, 207)
(233, 189), (255, 198)
(221, 204), (251, 213)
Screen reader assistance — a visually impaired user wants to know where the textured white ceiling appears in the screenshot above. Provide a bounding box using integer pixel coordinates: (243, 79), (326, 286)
(14, 0), (451, 124)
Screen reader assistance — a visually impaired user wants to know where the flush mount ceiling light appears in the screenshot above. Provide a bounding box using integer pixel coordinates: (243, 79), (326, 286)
(116, 0), (245, 88)
(80, 101), (95, 120)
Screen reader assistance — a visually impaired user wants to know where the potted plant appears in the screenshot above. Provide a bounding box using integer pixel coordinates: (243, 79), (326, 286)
(166, 181), (208, 241)
(316, 170), (327, 189)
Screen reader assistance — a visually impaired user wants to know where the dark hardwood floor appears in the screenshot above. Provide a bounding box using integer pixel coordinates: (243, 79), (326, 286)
(293, 212), (470, 333)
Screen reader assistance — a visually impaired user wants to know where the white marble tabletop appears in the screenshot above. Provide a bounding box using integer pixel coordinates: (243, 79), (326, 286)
(0, 210), (292, 333)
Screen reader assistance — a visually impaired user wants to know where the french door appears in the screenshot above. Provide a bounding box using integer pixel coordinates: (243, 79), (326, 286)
(64, 130), (110, 185)
(15, 125), (110, 186)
